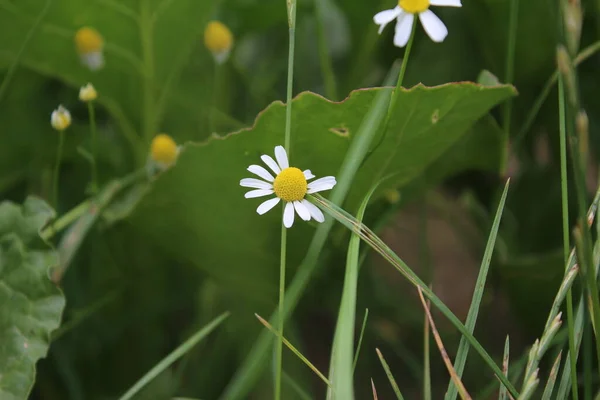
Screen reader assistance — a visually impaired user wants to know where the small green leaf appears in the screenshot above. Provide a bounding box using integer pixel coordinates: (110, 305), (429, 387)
(0, 197), (66, 400)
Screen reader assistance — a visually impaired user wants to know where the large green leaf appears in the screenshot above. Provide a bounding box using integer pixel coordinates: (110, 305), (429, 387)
(0, 0), (219, 156)
(0, 197), (66, 400)
(126, 83), (515, 306)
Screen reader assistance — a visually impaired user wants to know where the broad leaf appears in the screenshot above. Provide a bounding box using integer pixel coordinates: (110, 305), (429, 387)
(127, 83), (515, 305)
(0, 197), (65, 400)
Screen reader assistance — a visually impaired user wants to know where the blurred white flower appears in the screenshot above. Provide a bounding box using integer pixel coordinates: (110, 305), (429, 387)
(75, 27), (105, 71)
(240, 146), (336, 228)
(79, 83), (98, 102)
(51, 105), (72, 131)
(374, 0), (461, 47)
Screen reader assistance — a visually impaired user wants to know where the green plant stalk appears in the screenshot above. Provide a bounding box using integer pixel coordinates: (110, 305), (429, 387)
(328, 185), (377, 400)
(424, 301), (432, 400)
(541, 352), (562, 400)
(501, 0), (519, 173)
(395, 19), (417, 97)
(585, 314), (592, 400)
(88, 102), (99, 193)
(52, 130), (66, 211)
(558, 74), (579, 400)
(352, 309), (369, 374)
(119, 312), (229, 400)
(219, 66), (397, 400)
(140, 0), (155, 146)
(445, 181), (510, 400)
(275, 2), (297, 399)
(314, 0), (338, 100)
(311, 194), (519, 398)
(498, 337), (510, 400)
(515, 40), (600, 153)
(376, 349), (405, 400)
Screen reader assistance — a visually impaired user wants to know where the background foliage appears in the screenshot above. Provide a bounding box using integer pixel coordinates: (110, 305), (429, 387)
(1, 0), (599, 398)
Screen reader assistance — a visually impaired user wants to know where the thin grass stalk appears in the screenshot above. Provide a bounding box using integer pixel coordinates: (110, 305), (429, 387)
(314, 0), (338, 100)
(424, 302), (432, 400)
(502, 0), (520, 172)
(88, 101), (99, 193)
(310, 192), (519, 398)
(52, 130), (66, 210)
(256, 314), (331, 387)
(118, 312), (229, 400)
(446, 178), (510, 400)
(417, 288), (472, 400)
(371, 378), (379, 400)
(498, 336), (510, 400)
(559, 72), (580, 400)
(375, 349), (405, 400)
(541, 352), (563, 400)
(352, 309), (369, 374)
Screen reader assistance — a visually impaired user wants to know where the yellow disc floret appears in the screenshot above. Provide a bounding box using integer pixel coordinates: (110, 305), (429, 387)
(75, 27), (104, 54)
(150, 134), (178, 165)
(273, 167), (307, 202)
(399, 0), (430, 13)
(204, 21), (234, 53)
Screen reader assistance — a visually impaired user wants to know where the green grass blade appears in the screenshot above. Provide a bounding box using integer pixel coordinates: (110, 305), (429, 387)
(445, 180), (510, 400)
(376, 348), (405, 400)
(498, 336), (510, 400)
(219, 64), (399, 400)
(352, 308), (369, 374)
(118, 312), (230, 400)
(424, 304), (432, 400)
(327, 184), (378, 400)
(541, 352), (563, 400)
(311, 191), (519, 398)
(255, 314), (331, 387)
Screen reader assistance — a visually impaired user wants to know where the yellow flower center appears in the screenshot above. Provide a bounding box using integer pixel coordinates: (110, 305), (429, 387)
(75, 27), (104, 54)
(273, 167), (307, 202)
(399, 0), (430, 13)
(204, 21), (234, 53)
(151, 134), (178, 165)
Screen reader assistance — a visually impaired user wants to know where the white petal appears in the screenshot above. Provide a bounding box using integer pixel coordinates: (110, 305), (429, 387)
(240, 178), (273, 190)
(307, 176), (337, 191)
(429, 0), (462, 7)
(293, 201), (311, 221)
(302, 200), (324, 223)
(394, 12), (414, 48)
(419, 10), (448, 43)
(373, 7), (402, 34)
(283, 202), (295, 228)
(261, 154), (281, 175)
(274, 146), (289, 170)
(245, 189), (274, 199)
(303, 169), (315, 180)
(257, 197), (280, 215)
(248, 165), (275, 182)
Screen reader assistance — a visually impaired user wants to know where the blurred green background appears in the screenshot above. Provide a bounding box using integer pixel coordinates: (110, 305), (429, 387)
(1, 0), (599, 398)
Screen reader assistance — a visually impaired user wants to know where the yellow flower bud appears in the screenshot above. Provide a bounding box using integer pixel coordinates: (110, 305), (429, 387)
(150, 134), (179, 167)
(75, 27), (105, 71)
(204, 21), (234, 64)
(51, 105), (72, 131)
(79, 83), (98, 102)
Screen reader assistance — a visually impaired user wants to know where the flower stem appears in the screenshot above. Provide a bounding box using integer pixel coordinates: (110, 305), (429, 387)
(52, 130), (66, 210)
(502, 0), (519, 173)
(558, 75), (579, 400)
(394, 17), (418, 96)
(88, 101), (99, 194)
(276, 2), (297, 399)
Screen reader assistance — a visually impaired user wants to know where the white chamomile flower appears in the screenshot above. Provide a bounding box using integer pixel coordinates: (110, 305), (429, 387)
(240, 146), (337, 228)
(374, 0), (462, 47)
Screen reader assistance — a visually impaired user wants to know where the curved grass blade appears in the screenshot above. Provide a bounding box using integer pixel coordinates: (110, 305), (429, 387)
(446, 180), (510, 400)
(352, 308), (369, 374)
(375, 348), (405, 400)
(418, 288), (472, 400)
(327, 184), (379, 399)
(118, 312), (230, 400)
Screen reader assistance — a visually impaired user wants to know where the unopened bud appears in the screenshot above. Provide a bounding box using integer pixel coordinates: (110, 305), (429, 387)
(563, 0), (582, 55)
(556, 46), (578, 107)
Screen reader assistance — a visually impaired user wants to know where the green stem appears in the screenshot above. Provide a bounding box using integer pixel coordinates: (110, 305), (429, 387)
(275, 2), (297, 399)
(394, 18), (417, 96)
(559, 75), (579, 400)
(88, 102), (98, 194)
(52, 130), (66, 210)
(502, 0), (519, 173)
(314, 0), (338, 100)
(140, 0), (155, 145)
